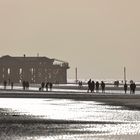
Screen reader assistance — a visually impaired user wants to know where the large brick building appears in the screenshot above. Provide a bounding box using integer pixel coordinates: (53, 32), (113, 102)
(0, 55), (69, 84)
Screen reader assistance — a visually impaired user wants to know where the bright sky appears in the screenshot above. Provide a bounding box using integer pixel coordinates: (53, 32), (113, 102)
(0, 0), (140, 81)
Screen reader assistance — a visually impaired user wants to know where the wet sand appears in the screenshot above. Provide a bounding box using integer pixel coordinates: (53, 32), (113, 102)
(0, 92), (140, 140)
(0, 89), (140, 110)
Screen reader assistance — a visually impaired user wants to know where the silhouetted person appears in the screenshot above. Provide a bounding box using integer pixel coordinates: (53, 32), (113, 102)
(78, 81), (80, 88)
(11, 82), (14, 90)
(101, 81), (105, 93)
(132, 82), (136, 94)
(22, 81), (26, 90)
(124, 82), (128, 94)
(45, 82), (49, 91)
(39, 87), (42, 91)
(26, 81), (29, 90)
(87, 79), (92, 93)
(78, 81), (82, 88)
(49, 82), (53, 91)
(41, 82), (45, 91)
(130, 82), (134, 94)
(3, 80), (7, 90)
(81, 81), (83, 88)
(91, 81), (95, 93)
(96, 81), (99, 93)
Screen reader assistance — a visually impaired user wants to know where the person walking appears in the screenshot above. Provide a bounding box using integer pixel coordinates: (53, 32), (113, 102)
(130, 82), (133, 94)
(91, 81), (95, 93)
(3, 80), (7, 90)
(22, 81), (26, 90)
(26, 81), (29, 90)
(96, 81), (99, 93)
(49, 82), (53, 91)
(87, 79), (92, 93)
(132, 82), (136, 94)
(11, 82), (14, 90)
(124, 82), (128, 94)
(45, 82), (49, 91)
(101, 81), (105, 93)
(41, 82), (45, 91)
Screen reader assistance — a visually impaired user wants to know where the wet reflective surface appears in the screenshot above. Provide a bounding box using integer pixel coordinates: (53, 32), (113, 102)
(1, 85), (140, 94)
(0, 98), (140, 139)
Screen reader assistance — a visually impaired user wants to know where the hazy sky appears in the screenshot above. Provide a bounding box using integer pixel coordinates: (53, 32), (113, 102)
(0, 0), (140, 81)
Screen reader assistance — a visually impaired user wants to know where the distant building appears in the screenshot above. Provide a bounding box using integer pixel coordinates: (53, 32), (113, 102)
(0, 55), (69, 84)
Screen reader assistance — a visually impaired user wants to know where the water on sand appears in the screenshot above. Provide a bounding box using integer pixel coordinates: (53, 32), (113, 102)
(0, 98), (140, 140)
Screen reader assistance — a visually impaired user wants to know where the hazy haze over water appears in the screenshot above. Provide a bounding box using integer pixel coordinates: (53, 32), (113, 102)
(0, 0), (140, 80)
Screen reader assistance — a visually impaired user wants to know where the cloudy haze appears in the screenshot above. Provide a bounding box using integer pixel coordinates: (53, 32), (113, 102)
(0, 0), (140, 81)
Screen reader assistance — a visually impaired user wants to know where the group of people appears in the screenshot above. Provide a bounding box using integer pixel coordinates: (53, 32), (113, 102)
(22, 81), (30, 90)
(2, 79), (138, 94)
(87, 79), (137, 94)
(3, 80), (30, 90)
(3, 80), (53, 92)
(39, 82), (53, 91)
(124, 81), (136, 94)
(3, 80), (13, 90)
(87, 79), (105, 93)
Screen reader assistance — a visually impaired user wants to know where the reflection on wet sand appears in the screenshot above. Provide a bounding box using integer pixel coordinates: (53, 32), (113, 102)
(0, 98), (140, 140)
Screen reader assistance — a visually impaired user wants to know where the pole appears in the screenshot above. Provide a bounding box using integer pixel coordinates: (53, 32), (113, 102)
(124, 67), (126, 82)
(75, 67), (77, 84)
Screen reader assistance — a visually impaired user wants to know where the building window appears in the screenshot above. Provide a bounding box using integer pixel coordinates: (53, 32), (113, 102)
(8, 68), (10, 75)
(19, 68), (22, 74)
(31, 68), (34, 75)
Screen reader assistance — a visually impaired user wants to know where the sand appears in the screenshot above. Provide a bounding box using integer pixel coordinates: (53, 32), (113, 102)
(0, 89), (140, 110)
(0, 89), (140, 140)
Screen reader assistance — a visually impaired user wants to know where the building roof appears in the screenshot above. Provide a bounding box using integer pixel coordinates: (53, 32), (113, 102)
(0, 55), (54, 63)
(0, 55), (69, 68)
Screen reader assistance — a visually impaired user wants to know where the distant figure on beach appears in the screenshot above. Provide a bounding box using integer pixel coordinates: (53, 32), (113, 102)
(114, 81), (119, 87)
(22, 81), (29, 90)
(22, 81), (26, 90)
(78, 81), (82, 88)
(124, 82), (128, 94)
(96, 81), (99, 93)
(41, 82), (45, 91)
(3, 80), (7, 90)
(26, 81), (29, 90)
(39, 87), (42, 91)
(11, 82), (14, 90)
(49, 82), (53, 91)
(132, 82), (136, 94)
(101, 81), (105, 93)
(45, 82), (49, 91)
(91, 81), (95, 93)
(130, 81), (136, 94)
(87, 79), (92, 93)
(130, 82), (133, 94)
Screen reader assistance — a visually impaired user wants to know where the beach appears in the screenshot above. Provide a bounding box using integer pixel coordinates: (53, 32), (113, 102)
(0, 87), (140, 110)
(0, 86), (140, 140)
